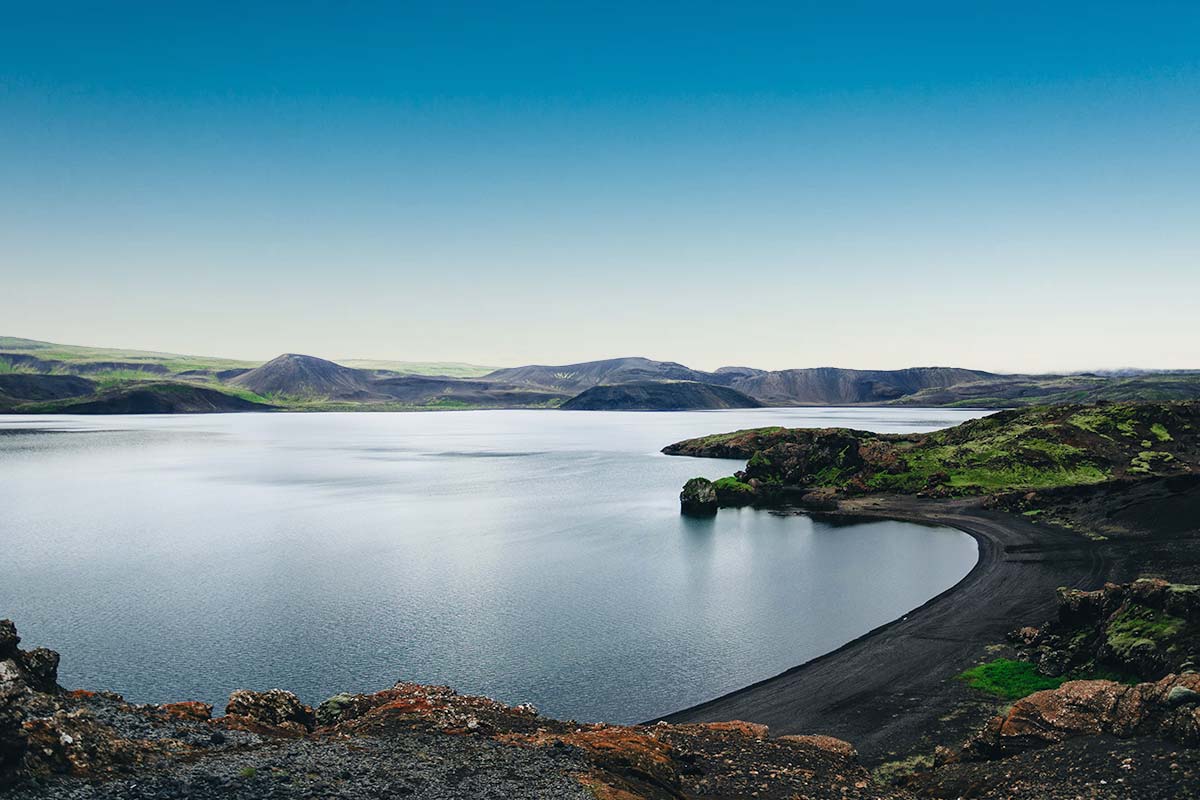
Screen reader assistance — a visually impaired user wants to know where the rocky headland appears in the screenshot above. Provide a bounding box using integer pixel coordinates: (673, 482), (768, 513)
(665, 401), (1200, 518)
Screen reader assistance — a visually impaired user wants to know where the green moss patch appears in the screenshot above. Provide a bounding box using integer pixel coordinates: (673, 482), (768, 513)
(960, 658), (1143, 700)
(712, 476), (756, 506)
(1105, 606), (1187, 658)
(1150, 422), (1173, 442)
(959, 659), (1069, 699)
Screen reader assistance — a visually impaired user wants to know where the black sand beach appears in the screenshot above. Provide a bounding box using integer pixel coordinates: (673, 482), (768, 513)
(659, 496), (1155, 762)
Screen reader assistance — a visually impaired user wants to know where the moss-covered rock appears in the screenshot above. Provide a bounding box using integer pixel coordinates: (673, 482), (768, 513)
(1012, 579), (1200, 682)
(712, 477), (757, 506)
(680, 477), (718, 517)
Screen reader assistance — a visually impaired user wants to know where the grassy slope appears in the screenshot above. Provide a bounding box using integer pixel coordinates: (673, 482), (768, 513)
(0, 337), (494, 378)
(337, 359), (495, 378)
(0, 336), (254, 372)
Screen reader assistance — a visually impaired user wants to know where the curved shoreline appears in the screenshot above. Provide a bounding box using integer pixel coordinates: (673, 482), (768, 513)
(656, 496), (1120, 762)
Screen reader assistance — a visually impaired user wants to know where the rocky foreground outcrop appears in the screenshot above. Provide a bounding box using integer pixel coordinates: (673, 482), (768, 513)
(0, 620), (901, 799)
(5, 614), (1200, 799)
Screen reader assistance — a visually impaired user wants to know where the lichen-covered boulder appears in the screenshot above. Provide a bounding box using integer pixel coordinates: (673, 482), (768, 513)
(225, 689), (315, 732)
(0, 622), (60, 696)
(160, 701), (213, 721)
(779, 733), (858, 759)
(1, 620), (65, 784)
(315, 692), (359, 726)
(962, 673), (1200, 760)
(680, 477), (718, 516)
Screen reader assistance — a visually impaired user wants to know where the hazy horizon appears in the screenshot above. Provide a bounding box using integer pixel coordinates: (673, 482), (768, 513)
(4, 4), (1199, 372)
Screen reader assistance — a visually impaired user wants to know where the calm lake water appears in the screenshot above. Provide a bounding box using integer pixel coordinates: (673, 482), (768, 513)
(1, 408), (983, 723)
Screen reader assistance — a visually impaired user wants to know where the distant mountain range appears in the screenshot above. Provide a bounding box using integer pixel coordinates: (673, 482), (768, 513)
(2, 336), (1199, 413)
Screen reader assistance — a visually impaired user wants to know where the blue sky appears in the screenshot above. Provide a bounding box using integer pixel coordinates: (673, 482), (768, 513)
(2, 2), (1198, 370)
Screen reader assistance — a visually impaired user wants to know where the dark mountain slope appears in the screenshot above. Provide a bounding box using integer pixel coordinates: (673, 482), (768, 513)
(482, 357), (711, 392)
(0, 374), (96, 404)
(729, 366), (997, 405)
(561, 381), (763, 411)
(228, 354), (374, 400)
(894, 372), (1200, 407)
(20, 383), (274, 414)
(370, 375), (568, 407)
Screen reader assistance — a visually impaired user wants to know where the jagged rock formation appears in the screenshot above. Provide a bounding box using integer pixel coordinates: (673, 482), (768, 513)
(561, 381), (762, 411)
(1, 620), (61, 780)
(1012, 579), (1200, 682)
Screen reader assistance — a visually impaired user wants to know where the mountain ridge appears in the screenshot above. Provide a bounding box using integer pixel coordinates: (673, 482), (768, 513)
(4, 336), (1200, 413)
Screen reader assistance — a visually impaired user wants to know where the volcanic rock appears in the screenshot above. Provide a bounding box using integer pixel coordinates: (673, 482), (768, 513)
(680, 477), (718, 516)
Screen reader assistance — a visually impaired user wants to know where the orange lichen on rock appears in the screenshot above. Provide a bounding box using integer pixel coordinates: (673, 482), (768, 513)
(325, 682), (540, 736)
(963, 673), (1200, 759)
(502, 725), (674, 767)
(693, 720), (770, 739)
(18, 710), (178, 780)
(574, 771), (652, 800)
(160, 701), (213, 721)
(779, 734), (858, 759)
